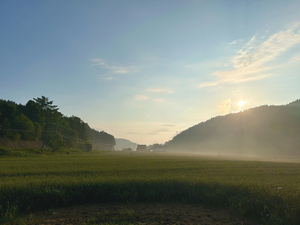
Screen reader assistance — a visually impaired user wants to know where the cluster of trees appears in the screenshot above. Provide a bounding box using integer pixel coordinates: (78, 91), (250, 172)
(147, 143), (164, 150)
(165, 99), (300, 155)
(0, 96), (115, 151)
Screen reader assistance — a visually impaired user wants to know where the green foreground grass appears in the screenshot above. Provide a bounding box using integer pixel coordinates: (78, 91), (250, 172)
(1, 150), (300, 224)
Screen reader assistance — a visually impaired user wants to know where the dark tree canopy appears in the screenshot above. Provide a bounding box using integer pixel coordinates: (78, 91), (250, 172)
(33, 96), (59, 112)
(24, 100), (45, 125)
(0, 96), (116, 151)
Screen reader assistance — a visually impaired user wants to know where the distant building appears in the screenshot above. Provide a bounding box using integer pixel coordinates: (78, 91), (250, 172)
(122, 147), (132, 151)
(136, 145), (147, 151)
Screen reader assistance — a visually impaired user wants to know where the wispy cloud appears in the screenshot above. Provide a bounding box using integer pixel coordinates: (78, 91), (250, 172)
(199, 22), (300, 87)
(100, 74), (115, 81)
(147, 128), (174, 135)
(146, 88), (173, 94)
(288, 54), (300, 63)
(91, 59), (138, 74)
(104, 77), (115, 81)
(132, 87), (172, 103)
(218, 99), (232, 115)
(133, 96), (165, 102)
(134, 95), (148, 101)
(162, 124), (176, 127)
(246, 36), (256, 46)
(228, 39), (243, 45)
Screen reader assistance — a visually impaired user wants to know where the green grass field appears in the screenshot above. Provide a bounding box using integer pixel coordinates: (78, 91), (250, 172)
(1, 150), (300, 224)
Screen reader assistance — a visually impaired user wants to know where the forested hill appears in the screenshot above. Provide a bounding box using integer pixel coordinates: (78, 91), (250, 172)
(165, 99), (300, 155)
(0, 96), (116, 151)
(115, 138), (138, 150)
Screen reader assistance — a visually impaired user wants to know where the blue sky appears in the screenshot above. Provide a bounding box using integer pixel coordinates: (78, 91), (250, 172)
(1, 0), (300, 145)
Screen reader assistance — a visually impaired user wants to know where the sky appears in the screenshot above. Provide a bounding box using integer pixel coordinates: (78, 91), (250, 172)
(1, 0), (300, 145)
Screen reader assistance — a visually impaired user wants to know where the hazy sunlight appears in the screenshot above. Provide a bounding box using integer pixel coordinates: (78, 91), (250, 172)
(238, 101), (246, 107)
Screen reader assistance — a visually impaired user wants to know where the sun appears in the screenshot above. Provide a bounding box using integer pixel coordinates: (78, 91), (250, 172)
(238, 100), (245, 107)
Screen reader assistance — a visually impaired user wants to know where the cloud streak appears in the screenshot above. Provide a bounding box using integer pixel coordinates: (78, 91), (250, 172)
(134, 95), (148, 101)
(228, 39), (243, 45)
(288, 54), (300, 63)
(162, 124), (176, 127)
(100, 74), (115, 81)
(91, 59), (138, 74)
(147, 128), (174, 135)
(199, 22), (300, 87)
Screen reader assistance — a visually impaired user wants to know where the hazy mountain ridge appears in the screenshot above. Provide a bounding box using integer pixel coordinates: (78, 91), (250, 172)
(287, 99), (300, 107)
(115, 138), (138, 150)
(165, 99), (300, 155)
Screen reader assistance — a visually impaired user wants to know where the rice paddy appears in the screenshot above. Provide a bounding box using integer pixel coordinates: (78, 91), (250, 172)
(1, 150), (300, 224)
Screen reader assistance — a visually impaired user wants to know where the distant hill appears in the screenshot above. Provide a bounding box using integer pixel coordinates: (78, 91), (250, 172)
(115, 138), (138, 151)
(165, 99), (300, 155)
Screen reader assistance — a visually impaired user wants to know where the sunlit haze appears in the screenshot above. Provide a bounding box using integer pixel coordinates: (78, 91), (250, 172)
(238, 101), (246, 107)
(1, 1), (300, 144)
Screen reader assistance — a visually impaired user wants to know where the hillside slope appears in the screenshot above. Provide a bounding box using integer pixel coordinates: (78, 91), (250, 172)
(115, 138), (138, 150)
(165, 99), (300, 155)
(0, 96), (116, 151)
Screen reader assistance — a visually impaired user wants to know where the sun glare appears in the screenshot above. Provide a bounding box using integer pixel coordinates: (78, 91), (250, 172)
(238, 101), (245, 107)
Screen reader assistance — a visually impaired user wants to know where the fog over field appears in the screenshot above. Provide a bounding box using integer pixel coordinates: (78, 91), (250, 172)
(151, 151), (300, 163)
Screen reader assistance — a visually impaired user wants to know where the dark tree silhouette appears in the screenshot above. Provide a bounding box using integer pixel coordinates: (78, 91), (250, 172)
(0, 96), (116, 151)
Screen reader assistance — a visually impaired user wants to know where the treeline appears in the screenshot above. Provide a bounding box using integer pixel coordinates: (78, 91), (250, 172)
(166, 99), (300, 155)
(0, 96), (115, 151)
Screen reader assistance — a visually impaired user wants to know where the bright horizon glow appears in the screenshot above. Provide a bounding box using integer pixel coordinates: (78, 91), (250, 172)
(238, 101), (246, 107)
(0, 1), (300, 145)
